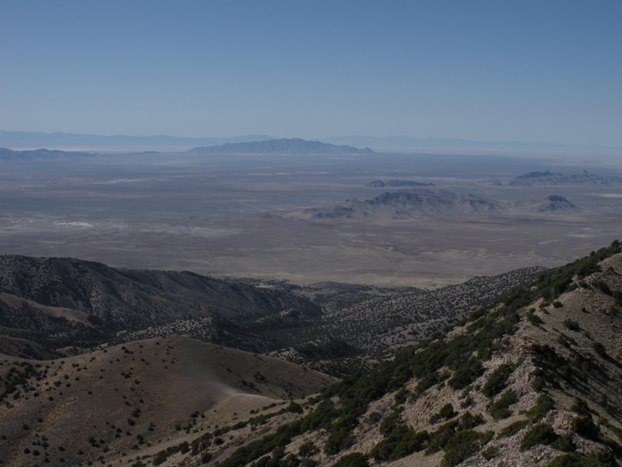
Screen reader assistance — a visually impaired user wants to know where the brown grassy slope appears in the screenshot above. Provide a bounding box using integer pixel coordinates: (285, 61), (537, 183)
(0, 336), (334, 466)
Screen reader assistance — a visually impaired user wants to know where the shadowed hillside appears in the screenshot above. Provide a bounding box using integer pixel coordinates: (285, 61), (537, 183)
(0, 255), (320, 352)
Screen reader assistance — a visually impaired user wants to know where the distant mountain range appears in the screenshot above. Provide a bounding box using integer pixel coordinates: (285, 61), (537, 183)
(0, 138), (374, 158)
(367, 179), (435, 188)
(308, 189), (584, 220)
(0, 129), (272, 149)
(533, 194), (578, 213)
(4, 129), (619, 153)
(510, 170), (622, 185)
(186, 138), (375, 156)
(0, 147), (95, 160)
(322, 135), (622, 153)
(308, 189), (503, 219)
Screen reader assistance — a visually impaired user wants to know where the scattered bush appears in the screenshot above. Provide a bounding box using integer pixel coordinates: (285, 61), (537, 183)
(546, 451), (616, 467)
(287, 401), (303, 414)
(430, 403), (456, 423)
(490, 389), (518, 419)
(459, 412), (484, 429)
(571, 398), (591, 416)
(298, 441), (318, 458)
(482, 446), (499, 460)
(520, 423), (558, 451)
(528, 394), (555, 421)
(371, 426), (429, 462)
(499, 419), (529, 438)
(324, 428), (353, 455)
(571, 416), (600, 441)
(482, 364), (515, 397)
(332, 453), (369, 467)
(448, 357), (484, 390)
(527, 310), (544, 326)
(441, 429), (493, 467)
(563, 320), (580, 332)
(550, 434), (576, 452)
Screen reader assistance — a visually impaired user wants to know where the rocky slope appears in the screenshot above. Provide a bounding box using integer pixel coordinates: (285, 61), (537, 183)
(0, 255), (320, 352)
(176, 241), (622, 467)
(0, 255), (542, 367)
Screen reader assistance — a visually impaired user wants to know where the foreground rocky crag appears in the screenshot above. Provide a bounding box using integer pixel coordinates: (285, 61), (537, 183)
(195, 241), (621, 466)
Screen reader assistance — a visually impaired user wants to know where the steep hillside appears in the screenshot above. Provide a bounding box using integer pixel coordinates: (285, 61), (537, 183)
(0, 255), (543, 368)
(0, 255), (320, 352)
(179, 241), (622, 467)
(284, 267), (543, 355)
(0, 336), (334, 467)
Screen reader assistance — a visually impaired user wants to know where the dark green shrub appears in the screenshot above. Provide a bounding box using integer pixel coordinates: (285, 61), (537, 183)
(430, 403), (456, 423)
(324, 427), (353, 455)
(394, 388), (410, 405)
(298, 441), (318, 457)
(380, 409), (403, 436)
(550, 435), (576, 452)
(482, 446), (499, 460)
(532, 375), (545, 391)
(287, 401), (303, 414)
(571, 398), (591, 416)
(592, 342), (612, 362)
(332, 452), (369, 467)
(482, 364), (515, 397)
(459, 411), (484, 429)
(371, 427), (429, 461)
(499, 419), (529, 438)
(527, 310), (545, 325)
(490, 389), (518, 419)
(448, 357), (484, 390)
(571, 416), (600, 441)
(546, 451), (616, 467)
(563, 319), (580, 332)
(425, 421), (459, 454)
(520, 423), (558, 451)
(528, 394), (555, 421)
(441, 429), (493, 467)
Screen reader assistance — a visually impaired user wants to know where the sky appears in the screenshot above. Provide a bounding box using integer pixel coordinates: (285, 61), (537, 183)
(1, 0), (621, 146)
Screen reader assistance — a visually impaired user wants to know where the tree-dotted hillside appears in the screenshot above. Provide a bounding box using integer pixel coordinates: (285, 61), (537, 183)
(202, 241), (622, 466)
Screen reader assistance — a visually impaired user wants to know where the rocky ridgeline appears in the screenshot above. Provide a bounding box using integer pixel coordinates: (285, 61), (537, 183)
(187, 241), (621, 467)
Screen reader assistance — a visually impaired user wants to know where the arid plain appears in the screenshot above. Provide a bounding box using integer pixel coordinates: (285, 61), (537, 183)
(1, 149), (621, 288)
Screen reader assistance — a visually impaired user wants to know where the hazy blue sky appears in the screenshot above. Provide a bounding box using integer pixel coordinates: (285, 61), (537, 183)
(1, 0), (621, 145)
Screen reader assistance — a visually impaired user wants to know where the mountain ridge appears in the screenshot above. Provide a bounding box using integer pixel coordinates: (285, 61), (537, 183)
(187, 138), (375, 156)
